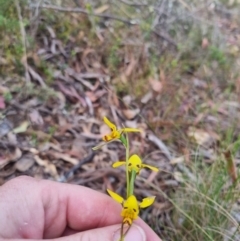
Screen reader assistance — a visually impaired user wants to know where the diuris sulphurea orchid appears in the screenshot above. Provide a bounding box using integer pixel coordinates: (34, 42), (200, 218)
(92, 117), (157, 241)
(107, 189), (155, 225)
(92, 117), (140, 150)
(112, 154), (159, 174)
(102, 117), (140, 142)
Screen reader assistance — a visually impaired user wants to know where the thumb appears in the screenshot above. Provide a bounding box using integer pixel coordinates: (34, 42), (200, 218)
(57, 224), (146, 241)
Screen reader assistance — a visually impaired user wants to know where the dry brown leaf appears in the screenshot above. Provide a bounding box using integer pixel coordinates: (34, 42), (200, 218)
(173, 171), (184, 183)
(122, 109), (140, 119)
(42, 142), (62, 152)
(24, 147), (39, 155)
(0, 147), (22, 168)
(119, 74), (127, 84)
(160, 69), (166, 82)
(7, 132), (17, 145)
(95, 89), (107, 99)
(94, 4), (109, 14)
(187, 127), (212, 146)
(141, 91), (153, 104)
(73, 73), (95, 91)
(26, 130), (51, 141)
(0, 85), (9, 94)
(13, 121), (29, 134)
(55, 91), (66, 109)
(202, 38), (209, 49)
(29, 110), (44, 126)
(34, 155), (59, 179)
(85, 91), (98, 102)
(68, 138), (86, 158)
(149, 78), (163, 93)
(57, 82), (85, 106)
(11, 148), (22, 161)
(125, 56), (137, 77)
(49, 151), (79, 165)
(27, 66), (46, 87)
(123, 95), (132, 106)
(15, 155), (35, 172)
(0, 57), (7, 65)
(170, 156), (185, 164)
(0, 119), (12, 137)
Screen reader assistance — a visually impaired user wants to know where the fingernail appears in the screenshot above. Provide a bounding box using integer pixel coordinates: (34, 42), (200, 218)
(113, 224), (146, 241)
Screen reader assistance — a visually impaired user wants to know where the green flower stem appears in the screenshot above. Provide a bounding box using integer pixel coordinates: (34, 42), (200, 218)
(125, 133), (130, 198)
(129, 170), (136, 196)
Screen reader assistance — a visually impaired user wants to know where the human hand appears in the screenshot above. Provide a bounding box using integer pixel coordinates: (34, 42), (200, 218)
(0, 176), (162, 241)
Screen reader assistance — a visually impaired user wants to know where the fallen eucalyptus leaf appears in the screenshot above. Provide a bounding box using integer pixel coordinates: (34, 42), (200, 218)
(122, 109), (140, 119)
(15, 155), (35, 172)
(13, 121), (29, 134)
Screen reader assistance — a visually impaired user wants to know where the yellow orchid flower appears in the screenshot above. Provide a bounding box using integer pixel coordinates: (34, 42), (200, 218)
(107, 189), (155, 225)
(102, 117), (140, 142)
(92, 117), (141, 150)
(112, 154), (159, 174)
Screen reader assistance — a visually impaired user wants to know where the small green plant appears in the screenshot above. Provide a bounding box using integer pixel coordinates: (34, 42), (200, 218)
(3, 92), (13, 102)
(209, 46), (227, 66)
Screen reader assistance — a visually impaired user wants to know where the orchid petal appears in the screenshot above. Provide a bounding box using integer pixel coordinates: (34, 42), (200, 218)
(139, 196), (156, 208)
(107, 189), (124, 204)
(112, 161), (126, 168)
(121, 128), (141, 133)
(142, 164), (159, 172)
(103, 117), (117, 131)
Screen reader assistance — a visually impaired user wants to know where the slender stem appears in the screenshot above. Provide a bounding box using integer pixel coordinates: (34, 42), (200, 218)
(129, 170), (136, 196)
(14, 0), (30, 83)
(125, 133), (130, 198)
(119, 223), (124, 241)
(123, 225), (131, 237)
(118, 223), (131, 241)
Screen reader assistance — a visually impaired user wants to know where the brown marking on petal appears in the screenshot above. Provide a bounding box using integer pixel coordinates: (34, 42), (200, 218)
(103, 135), (108, 142)
(123, 217), (132, 225)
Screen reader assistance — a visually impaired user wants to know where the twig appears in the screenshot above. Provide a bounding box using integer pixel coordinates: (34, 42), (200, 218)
(152, 0), (166, 29)
(29, 4), (138, 25)
(119, 0), (148, 7)
(58, 152), (95, 182)
(147, 133), (172, 161)
(176, 0), (192, 11)
(152, 29), (177, 48)
(14, 0), (30, 83)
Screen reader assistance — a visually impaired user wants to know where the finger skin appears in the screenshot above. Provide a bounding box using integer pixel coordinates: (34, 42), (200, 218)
(1, 224), (142, 241)
(0, 176), (161, 241)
